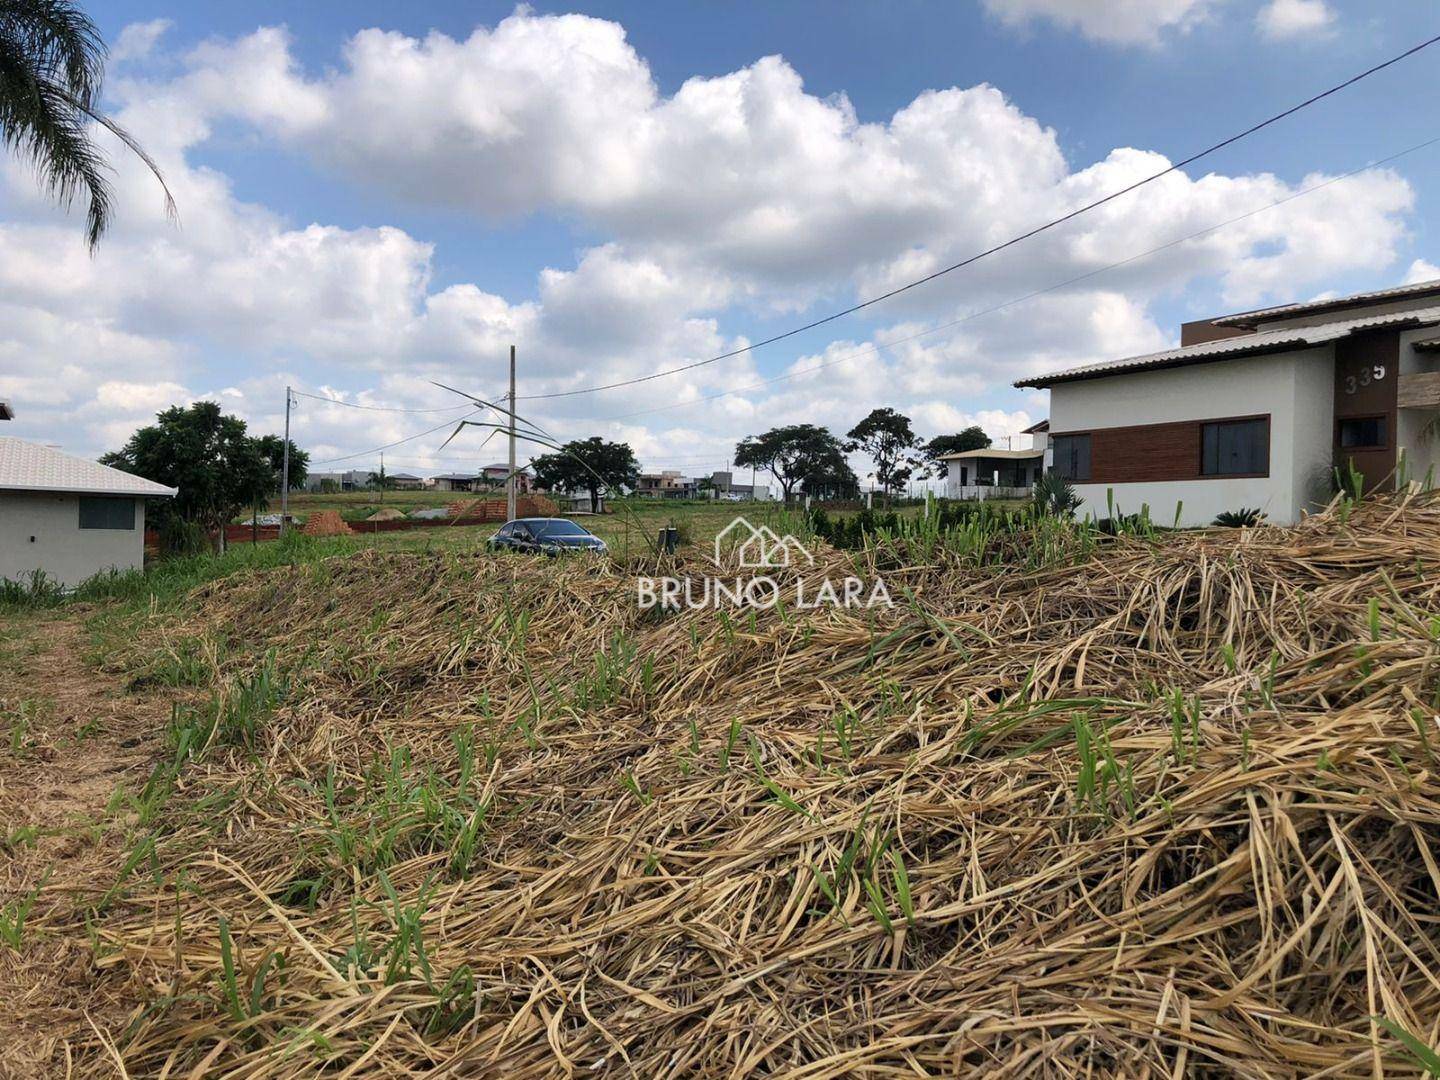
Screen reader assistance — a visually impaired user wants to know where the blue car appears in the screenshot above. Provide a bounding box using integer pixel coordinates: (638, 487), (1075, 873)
(488, 517), (608, 556)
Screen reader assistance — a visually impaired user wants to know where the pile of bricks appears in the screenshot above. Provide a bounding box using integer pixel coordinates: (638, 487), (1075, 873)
(445, 494), (562, 522)
(302, 510), (355, 536)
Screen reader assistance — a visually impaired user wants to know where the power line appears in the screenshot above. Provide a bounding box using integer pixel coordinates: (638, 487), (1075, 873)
(312, 129), (1438, 465)
(593, 131), (1440, 425)
(517, 32), (1440, 403)
(291, 389), (475, 414)
(309, 409), (489, 465)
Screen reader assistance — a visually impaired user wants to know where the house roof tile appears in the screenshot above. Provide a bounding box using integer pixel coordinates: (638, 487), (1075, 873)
(1016, 305), (1440, 389)
(1212, 277), (1440, 328)
(0, 437), (177, 497)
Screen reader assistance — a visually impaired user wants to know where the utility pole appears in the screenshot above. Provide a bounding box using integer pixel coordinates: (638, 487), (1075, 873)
(379, 450), (385, 506)
(280, 385), (292, 537)
(506, 344), (517, 522)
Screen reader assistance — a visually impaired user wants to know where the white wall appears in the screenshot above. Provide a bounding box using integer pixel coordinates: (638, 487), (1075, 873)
(0, 492), (147, 587)
(1048, 347), (1334, 526)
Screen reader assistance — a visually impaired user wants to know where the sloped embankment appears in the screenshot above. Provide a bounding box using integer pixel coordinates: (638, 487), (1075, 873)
(51, 495), (1440, 1075)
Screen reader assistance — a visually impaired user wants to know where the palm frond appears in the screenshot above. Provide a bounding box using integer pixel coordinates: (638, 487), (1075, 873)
(0, 0), (174, 248)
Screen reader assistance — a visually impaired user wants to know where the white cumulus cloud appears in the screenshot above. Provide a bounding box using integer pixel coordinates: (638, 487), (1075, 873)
(1256, 0), (1336, 40)
(981, 0), (1215, 45)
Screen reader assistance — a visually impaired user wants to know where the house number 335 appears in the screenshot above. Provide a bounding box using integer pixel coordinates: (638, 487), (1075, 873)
(1344, 365), (1386, 395)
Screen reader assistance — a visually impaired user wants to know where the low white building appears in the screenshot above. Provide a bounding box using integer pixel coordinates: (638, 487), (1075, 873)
(940, 424), (1048, 500)
(1016, 279), (1440, 526)
(0, 436), (176, 587)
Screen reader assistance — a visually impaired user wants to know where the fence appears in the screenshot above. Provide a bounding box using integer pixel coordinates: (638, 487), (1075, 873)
(945, 485), (1033, 501)
(143, 514), (510, 554)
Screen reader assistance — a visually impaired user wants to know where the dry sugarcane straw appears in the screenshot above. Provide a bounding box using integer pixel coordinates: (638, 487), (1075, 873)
(7, 489), (1440, 1077)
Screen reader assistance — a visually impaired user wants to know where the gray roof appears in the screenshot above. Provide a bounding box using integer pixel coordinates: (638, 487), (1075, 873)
(938, 447), (1044, 461)
(1213, 277), (1440, 328)
(1017, 305), (1440, 389)
(0, 436), (176, 497)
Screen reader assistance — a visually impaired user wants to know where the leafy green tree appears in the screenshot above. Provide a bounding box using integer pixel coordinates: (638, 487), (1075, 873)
(101, 402), (297, 545)
(922, 426), (991, 478)
(734, 424), (847, 504)
(254, 434), (308, 492)
(0, 0), (173, 248)
(530, 437), (639, 513)
(845, 408), (921, 499)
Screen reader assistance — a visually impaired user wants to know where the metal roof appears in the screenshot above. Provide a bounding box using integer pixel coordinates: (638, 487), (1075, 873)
(937, 447), (1045, 461)
(0, 437), (177, 497)
(1017, 305), (1440, 389)
(1212, 277), (1440, 328)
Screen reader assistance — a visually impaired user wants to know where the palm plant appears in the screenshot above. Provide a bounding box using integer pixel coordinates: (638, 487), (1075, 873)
(1032, 472), (1080, 518)
(1212, 507), (1266, 528)
(0, 0), (173, 248)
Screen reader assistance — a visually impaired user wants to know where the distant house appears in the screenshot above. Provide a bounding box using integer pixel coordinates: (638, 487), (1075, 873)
(431, 473), (478, 493)
(636, 470), (697, 498)
(306, 470), (365, 492)
(939, 426), (1047, 500)
(478, 463), (533, 493)
(388, 473), (424, 491)
(708, 470), (770, 500)
(0, 436), (176, 587)
(1016, 276), (1440, 526)
(564, 490), (605, 514)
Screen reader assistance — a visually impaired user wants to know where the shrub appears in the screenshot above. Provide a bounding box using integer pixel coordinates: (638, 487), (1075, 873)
(1033, 474), (1080, 518)
(1212, 508), (1266, 528)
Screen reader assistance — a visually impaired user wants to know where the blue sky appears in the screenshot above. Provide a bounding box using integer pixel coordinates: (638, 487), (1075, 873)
(3, 0), (1438, 482)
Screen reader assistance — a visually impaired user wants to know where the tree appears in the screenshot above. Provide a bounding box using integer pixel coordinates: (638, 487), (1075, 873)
(254, 434), (308, 492)
(923, 426), (991, 478)
(845, 408), (921, 500)
(0, 0), (174, 249)
(734, 424), (848, 504)
(530, 437), (638, 513)
(101, 401), (297, 546)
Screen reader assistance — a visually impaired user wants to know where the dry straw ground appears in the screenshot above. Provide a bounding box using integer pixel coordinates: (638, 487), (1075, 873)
(5, 492), (1440, 1077)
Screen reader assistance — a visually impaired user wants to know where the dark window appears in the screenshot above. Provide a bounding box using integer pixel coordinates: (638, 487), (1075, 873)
(532, 520), (590, 538)
(78, 497), (135, 530)
(1337, 416), (1387, 449)
(1053, 434), (1091, 481)
(1201, 418), (1269, 477)
(494, 523), (514, 539)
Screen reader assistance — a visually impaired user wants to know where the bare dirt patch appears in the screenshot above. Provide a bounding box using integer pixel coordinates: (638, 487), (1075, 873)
(0, 612), (173, 1079)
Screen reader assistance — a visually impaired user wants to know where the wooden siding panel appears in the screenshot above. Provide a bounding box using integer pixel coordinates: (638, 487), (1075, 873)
(1052, 415), (1270, 484)
(1398, 371), (1440, 409)
(1334, 332), (1398, 493)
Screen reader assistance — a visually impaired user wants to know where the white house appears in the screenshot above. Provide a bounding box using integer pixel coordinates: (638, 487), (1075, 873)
(940, 422), (1049, 500)
(0, 436), (176, 587)
(479, 463), (534, 492)
(1016, 278), (1440, 526)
